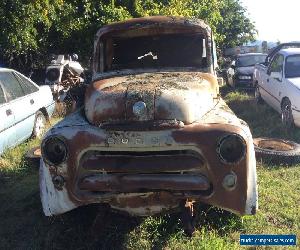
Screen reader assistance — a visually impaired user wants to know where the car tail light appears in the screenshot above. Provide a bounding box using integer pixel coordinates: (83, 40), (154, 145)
(42, 137), (68, 165)
(217, 134), (246, 164)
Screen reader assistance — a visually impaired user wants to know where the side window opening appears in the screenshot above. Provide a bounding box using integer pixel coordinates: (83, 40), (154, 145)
(0, 83), (6, 105)
(0, 72), (25, 101)
(14, 72), (39, 95)
(268, 55), (284, 74)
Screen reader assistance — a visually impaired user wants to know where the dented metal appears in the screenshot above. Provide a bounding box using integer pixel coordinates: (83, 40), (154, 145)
(39, 16), (257, 218)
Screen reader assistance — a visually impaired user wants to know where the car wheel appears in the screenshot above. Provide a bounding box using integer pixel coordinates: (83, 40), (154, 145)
(281, 99), (294, 128)
(254, 137), (300, 164)
(254, 86), (263, 104)
(32, 111), (46, 138)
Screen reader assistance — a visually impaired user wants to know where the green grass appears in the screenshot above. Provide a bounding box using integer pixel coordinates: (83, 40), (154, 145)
(0, 90), (299, 249)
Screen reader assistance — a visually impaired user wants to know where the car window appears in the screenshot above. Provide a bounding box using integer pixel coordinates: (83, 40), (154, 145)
(285, 55), (300, 78)
(0, 72), (25, 101)
(236, 55), (267, 67)
(0, 83), (6, 105)
(14, 72), (39, 95)
(268, 54), (284, 74)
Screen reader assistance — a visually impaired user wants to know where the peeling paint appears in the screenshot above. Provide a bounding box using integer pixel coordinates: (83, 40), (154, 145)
(39, 16), (257, 218)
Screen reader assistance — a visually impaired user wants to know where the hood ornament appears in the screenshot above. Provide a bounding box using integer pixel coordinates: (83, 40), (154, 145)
(133, 101), (147, 117)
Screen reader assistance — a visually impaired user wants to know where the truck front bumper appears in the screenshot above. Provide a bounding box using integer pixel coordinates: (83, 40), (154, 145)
(40, 121), (257, 217)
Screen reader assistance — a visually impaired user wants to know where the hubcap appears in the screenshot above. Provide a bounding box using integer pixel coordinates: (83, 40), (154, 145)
(282, 104), (293, 127)
(35, 115), (45, 138)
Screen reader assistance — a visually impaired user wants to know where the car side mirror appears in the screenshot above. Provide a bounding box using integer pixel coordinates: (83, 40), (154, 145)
(270, 71), (282, 81)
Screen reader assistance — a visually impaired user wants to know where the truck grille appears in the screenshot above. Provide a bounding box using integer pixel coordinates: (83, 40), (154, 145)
(80, 150), (204, 174)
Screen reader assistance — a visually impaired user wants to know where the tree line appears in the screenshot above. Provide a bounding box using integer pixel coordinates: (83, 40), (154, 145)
(0, 0), (256, 73)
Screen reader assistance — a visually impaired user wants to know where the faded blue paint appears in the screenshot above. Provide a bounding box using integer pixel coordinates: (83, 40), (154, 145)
(0, 68), (55, 155)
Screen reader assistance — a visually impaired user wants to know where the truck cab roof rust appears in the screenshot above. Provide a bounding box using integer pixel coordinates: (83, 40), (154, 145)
(40, 17), (257, 219)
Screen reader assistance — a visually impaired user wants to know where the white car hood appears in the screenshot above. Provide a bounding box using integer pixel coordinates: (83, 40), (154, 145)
(287, 77), (300, 89)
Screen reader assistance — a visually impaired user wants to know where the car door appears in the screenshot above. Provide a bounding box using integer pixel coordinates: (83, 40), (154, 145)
(264, 54), (284, 111)
(0, 76), (16, 154)
(0, 70), (35, 144)
(13, 71), (41, 140)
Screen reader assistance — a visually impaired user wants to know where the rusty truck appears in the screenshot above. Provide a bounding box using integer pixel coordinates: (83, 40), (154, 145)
(39, 16), (257, 235)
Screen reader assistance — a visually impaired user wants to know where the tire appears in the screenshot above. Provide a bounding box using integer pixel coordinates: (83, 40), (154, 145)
(281, 99), (294, 128)
(32, 111), (46, 138)
(254, 86), (263, 104)
(24, 146), (41, 168)
(254, 137), (300, 164)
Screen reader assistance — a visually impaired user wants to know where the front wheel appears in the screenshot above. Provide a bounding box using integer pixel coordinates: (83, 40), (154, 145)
(281, 99), (294, 128)
(32, 111), (46, 138)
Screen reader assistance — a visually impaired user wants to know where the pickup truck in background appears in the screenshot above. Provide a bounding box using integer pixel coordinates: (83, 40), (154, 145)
(253, 43), (300, 128)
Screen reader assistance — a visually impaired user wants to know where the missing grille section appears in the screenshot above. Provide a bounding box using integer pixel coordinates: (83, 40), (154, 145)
(80, 150), (204, 174)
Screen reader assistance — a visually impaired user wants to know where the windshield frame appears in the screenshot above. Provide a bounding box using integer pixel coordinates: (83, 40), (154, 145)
(93, 17), (214, 76)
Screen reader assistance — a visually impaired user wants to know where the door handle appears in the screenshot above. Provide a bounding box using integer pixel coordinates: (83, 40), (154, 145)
(30, 99), (34, 104)
(6, 109), (12, 116)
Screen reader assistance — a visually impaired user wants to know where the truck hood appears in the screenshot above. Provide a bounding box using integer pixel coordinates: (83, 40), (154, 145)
(286, 77), (300, 90)
(85, 72), (219, 125)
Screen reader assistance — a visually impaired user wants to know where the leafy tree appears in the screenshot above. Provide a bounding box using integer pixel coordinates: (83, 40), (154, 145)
(216, 0), (257, 50)
(0, 0), (256, 72)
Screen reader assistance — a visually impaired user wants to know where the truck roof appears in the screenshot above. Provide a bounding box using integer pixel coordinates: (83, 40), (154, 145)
(95, 16), (211, 39)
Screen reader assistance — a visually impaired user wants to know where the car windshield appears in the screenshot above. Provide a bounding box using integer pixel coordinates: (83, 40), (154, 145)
(285, 55), (300, 78)
(236, 55), (267, 67)
(102, 33), (208, 71)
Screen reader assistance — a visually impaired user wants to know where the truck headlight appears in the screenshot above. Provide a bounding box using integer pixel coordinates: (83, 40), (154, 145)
(217, 134), (246, 164)
(42, 137), (68, 165)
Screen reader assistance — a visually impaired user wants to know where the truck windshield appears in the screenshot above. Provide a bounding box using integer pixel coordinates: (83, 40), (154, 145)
(236, 55), (267, 67)
(285, 55), (300, 78)
(103, 33), (208, 71)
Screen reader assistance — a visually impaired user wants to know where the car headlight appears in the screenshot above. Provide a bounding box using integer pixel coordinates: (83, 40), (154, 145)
(238, 75), (251, 80)
(42, 137), (68, 165)
(217, 134), (246, 164)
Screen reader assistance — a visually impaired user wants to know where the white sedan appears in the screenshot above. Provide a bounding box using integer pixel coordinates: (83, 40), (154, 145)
(0, 68), (55, 154)
(254, 48), (300, 128)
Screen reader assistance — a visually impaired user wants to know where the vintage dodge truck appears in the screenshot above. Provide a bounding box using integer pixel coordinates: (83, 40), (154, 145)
(40, 16), (257, 232)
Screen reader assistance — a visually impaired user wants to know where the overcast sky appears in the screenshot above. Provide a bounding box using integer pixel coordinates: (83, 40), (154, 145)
(240, 0), (300, 42)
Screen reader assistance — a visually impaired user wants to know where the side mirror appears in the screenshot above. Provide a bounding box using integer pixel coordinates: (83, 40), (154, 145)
(270, 71), (282, 81)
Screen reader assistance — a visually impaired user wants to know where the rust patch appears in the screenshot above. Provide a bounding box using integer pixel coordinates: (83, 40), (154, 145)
(110, 192), (180, 210)
(85, 72), (218, 125)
